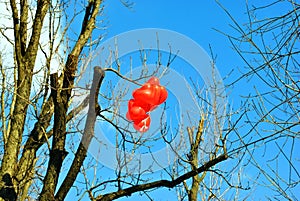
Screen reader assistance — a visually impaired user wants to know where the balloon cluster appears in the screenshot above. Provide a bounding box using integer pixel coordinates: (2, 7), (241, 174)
(126, 77), (168, 132)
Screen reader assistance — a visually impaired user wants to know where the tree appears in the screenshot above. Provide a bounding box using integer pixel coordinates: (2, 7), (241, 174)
(0, 0), (299, 201)
(0, 0), (103, 200)
(216, 0), (299, 200)
(0, 0), (229, 200)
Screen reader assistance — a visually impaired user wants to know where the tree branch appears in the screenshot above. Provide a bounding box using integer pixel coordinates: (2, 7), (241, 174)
(39, 0), (102, 199)
(96, 154), (228, 201)
(39, 55), (77, 200)
(0, 1), (50, 198)
(55, 67), (105, 200)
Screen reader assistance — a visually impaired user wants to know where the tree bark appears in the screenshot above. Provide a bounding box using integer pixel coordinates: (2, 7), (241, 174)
(0, 0), (49, 199)
(39, 55), (77, 200)
(55, 67), (105, 200)
(39, 0), (102, 199)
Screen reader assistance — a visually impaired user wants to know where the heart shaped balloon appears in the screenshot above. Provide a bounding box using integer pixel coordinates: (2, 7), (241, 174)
(133, 115), (151, 133)
(146, 77), (160, 85)
(126, 103), (147, 121)
(155, 85), (168, 105)
(128, 98), (156, 113)
(127, 77), (168, 133)
(133, 83), (168, 106)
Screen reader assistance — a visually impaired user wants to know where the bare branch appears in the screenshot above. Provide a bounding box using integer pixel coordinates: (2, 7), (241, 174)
(96, 154), (228, 201)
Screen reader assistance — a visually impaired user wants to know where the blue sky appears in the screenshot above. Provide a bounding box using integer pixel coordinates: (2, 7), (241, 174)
(103, 1), (242, 76)
(63, 0), (300, 200)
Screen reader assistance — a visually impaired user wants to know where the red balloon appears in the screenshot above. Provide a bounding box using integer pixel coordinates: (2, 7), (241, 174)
(128, 99), (135, 109)
(126, 104), (147, 121)
(133, 115), (151, 133)
(127, 99), (155, 113)
(134, 99), (156, 112)
(133, 83), (168, 106)
(147, 77), (160, 85)
(157, 86), (168, 105)
(126, 112), (132, 120)
(132, 83), (154, 104)
(126, 77), (168, 132)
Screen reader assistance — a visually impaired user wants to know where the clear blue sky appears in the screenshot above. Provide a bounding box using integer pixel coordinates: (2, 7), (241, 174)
(103, 0), (242, 76)
(65, 1), (298, 200)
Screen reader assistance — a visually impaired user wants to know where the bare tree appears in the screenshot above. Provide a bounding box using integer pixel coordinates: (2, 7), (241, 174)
(0, 0), (104, 200)
(0, 0), (230, 200)
(215, 0), (300, 200)
(1, 0), (298, 200)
